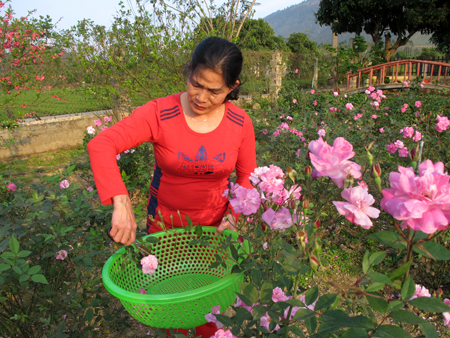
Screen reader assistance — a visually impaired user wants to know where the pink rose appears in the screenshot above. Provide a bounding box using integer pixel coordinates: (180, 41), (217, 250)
(394, 140), (404, 149)
(292, 99), (297, 104)
(381, 160), (450, 234)
(139, 288), (147, 294)
(413, 131), (422, 142)
(333, 92), (338, 97)
(318, 129), (326, 137)
(403, 81), (409, 87)
(401, 107), (407, 113)
(86, 126), (95, 135)
(141, 255), (158, 274)
(398, 147), (409, 157)
(94, 119), (102, 126)
(250, 165), (285, 194)
(310, 89), (315, 94)
(345, 103), (354, 110)
(295, 69), (298, 73)
(104, 116), (113, 122)
(101, 126), (108, 132)
(262, 242), (268, 250)
(415, 101), (422, 108)
(229, 184), (261, 215)
(436, 115), (450, 132)
(386, 143), (398, 153)
(116, 154), (121, 160)
(410, 284), (431, 300)
(56, 250), (68, 260)
(443, 299), (450, 327)
(308, 137), (362, 188)
(6, 182), (17, 191)
(368, 86), (375, 92)
(372, 115), (377, 119)
(86, 186), (94, 192)
(262, 207), (295, 231)
(205, 305), (223, 329)
(272, 287), (289, 302)
(313, 100), (317, 105)
(59, 180), (70, 189)
(211, 329), (237, 338)
(379, 127), (385, 133)
(260, 313), (280, 333)
(401, 127), (414, 138)
(333, 186), (380, 229)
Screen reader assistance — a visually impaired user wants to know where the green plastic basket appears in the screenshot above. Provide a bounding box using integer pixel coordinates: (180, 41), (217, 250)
(102, 226), (244, 329)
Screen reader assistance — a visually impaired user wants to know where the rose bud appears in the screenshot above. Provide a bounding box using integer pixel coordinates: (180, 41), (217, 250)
(371, 162), (382, 194)
(310, 255), (319, 271)
(302, 200), (310, 210)
(238, 235), (244, 244)
(314, 219), (321, 229)
(305, 165), (312, 176)
(288, 199), (296, 209)
(261, 223), (267, 231)
(306, 150), (311, 160)
(299, 193), (305, 201)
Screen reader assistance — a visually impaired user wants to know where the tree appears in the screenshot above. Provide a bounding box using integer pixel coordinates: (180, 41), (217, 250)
(315, 0), (450, 61)
(237, 19), (288, 51)
(149, 0), (257, 41)
(286, 32), (318, 54)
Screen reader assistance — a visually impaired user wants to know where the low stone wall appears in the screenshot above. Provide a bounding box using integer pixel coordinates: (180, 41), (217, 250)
(0, 110), (113, 160)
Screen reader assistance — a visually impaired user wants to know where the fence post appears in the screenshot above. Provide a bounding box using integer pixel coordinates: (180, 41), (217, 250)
(269, 50), (282, 101)
(311, 58), (319, 89)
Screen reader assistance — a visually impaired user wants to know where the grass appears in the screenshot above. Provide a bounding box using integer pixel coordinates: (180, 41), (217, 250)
(0, 87), (149, 122)
(1, 146), (87, 184)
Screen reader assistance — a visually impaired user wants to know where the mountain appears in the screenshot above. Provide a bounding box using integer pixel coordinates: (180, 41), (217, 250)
(264, 0), (434, 47)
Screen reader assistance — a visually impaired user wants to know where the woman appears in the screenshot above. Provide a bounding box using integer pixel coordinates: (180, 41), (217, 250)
(88, 37), (256, 337)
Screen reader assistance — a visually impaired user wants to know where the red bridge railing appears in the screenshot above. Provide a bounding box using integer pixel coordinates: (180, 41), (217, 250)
(346, 59), (450, 90)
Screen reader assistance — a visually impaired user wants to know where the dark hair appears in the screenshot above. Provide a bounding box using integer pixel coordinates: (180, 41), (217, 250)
(188, 37), (243, 101)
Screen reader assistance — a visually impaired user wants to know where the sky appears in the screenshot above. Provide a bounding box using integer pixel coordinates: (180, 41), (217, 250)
(11, 0), (303, 31)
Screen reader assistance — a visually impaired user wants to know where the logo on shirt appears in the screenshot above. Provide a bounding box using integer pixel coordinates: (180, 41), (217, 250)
(177, 145), (225, 175)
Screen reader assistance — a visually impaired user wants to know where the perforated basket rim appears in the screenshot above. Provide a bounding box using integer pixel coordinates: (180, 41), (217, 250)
(102, 226), (244, 304)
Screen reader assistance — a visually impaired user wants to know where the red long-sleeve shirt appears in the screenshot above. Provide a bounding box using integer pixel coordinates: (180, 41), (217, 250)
(88, 92), (256, 229)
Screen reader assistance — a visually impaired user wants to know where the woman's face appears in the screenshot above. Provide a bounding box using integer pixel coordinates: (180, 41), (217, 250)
(187, 67), (237, 116)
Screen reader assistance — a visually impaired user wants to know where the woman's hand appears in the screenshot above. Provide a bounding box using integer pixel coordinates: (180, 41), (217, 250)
(215, 214), (237, 235)
(110, 194), (137, 246)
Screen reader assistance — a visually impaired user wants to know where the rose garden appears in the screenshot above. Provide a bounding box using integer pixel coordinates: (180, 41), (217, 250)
(1, 0), (450, 337)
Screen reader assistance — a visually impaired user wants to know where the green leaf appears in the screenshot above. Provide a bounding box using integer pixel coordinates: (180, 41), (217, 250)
(305, 286), (319, 305)
(215, 314), (233, 326)
(19, 274), (30, 282)
(268, 310), (280, 324)
(236, 292), (253, 307)
(230, 245), (238, 261)
(388, 260), (412, 281)
(186, 215), (193, 227)
(322, 310), (374, 328)
(362, 251), (370, 273)
(367, 272), (393, 285)
(305, 316), (317, 334)
(368, 231), (407, 249)
(374, 325), (412, 337)
(0, 264), (10, 273)
(12, 266), (21, 274)
(252, 304), (267, 320)
(292, 309), (315, 321)
(389, 310), (427, 325)
(10, 235), (19, 254)
(28, 265), (41, 275)
(387, 300), (404, 312)
(369, 251), (387, 266)
(288, 326), (304, 337)
(315, 293), (338, 311)
(260, 281), (274, 303)
(409, 297), (450, 312)
(31, 274), (48, 284)
(366, 294), (388, 314)
(400, 275), (415, 301)
(243, 283), (259, 304)
(250, 269), (262, 285)
(85, 309), (94, 322)
(145, 237), (159, 244)
(365, 282), (385, 292)
(413, 241), (450, 260)
(419, 321), (439, 338)
(285, 298), (306, 307)
(341, 328), (368, 338)
(195, 224), (203, 237)
(17, 250), (32, 258)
